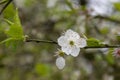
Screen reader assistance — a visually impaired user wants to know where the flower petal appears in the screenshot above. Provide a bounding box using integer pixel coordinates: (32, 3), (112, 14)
(76, 38), (87, 48)
(65, 29), (80, 40)
(70, 46), (80, 57)
(56, 57), (65, 69)
(61, 46), (71, 55)
(62, 46), (80, 57)
(57, 36), (67, 47)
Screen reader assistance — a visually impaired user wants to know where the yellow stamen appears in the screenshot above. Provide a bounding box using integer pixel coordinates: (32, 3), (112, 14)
(69, 40), (74, 46)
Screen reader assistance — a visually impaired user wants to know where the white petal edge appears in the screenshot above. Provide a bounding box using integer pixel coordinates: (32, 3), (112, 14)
(57, 36), (67, 47)
(56, 57), (65, 70)
(70, 47), (80, 57)
(76, 38), (87, 48)
(65, 29), (80, 39)
(61, 46), (72, 55)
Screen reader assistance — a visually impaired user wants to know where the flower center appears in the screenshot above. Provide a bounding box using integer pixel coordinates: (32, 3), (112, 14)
(69, 40), (74, 46)
(59, 51), (65, 56)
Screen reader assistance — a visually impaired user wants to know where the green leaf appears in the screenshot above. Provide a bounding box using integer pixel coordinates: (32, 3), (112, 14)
(3, 3), (16, 21)
(13, 9), (22, 28)
(3, 3), (23, 39)
(1, 8), (24, 49)
(100, 27), (109, 34)
(6, 39), (23, 50)
(5, 9), (24, 38)
(0, 38), (23, 50)
(4, 19), (14, 25)
(0, 38), (13, 44)
(87, 38), (103, 46)
(5, 24), (23, 38)
(114, 3), (120, 11)
(116, 35), (120, 41)
(105, 49), (114, 65)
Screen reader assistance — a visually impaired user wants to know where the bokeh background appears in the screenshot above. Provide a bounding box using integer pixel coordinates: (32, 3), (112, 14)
(0, 0), (120, 80)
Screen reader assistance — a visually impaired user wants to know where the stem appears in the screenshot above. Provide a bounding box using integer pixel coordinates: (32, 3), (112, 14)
(95, 16), (120, 24)
(84, 45), (120, 49)
(25, 39), (57, 44)
(0, 0), (7, 5)
(25, 39), (120, 49)
(0, 0), (13, 15)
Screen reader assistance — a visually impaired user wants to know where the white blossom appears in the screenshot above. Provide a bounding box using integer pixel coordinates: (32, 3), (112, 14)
(56, 56), (65, 69)
(57, 29), (87, 57)
(87, 0), (113, 16)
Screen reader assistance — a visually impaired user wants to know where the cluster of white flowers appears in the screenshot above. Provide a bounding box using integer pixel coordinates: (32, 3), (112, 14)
(55, 29), (87, 69)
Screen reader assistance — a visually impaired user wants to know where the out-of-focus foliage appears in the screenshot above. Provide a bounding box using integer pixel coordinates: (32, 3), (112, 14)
(114, 2), (120, 11)
(87, 38), (103, 46)
(0, 0), (120, 80)
(0, 3), (24, 50)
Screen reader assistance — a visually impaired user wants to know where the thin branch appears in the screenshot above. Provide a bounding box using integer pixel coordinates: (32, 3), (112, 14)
(0, 0), (7, 5)
(84, 45), (120, 49)
(25, 39), (120, 49)
(0, 0), (13, 15)
(25, 39), (57, 44)
(95, 16), (120, 24)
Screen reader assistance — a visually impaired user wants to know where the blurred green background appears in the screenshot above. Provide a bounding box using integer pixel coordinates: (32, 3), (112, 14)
(0, 0), (120, 80)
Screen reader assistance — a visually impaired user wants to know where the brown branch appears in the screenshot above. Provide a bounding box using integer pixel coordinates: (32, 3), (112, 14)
(0, 0), (13, 15)
(95, 16), (120, 24)
(25, 39), (57, 44)
(84, 45), (120, 49)
(25, 39), (120, 49)
(0, 0), (7, 5)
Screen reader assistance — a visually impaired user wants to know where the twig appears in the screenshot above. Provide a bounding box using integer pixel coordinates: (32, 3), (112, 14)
(25, 39), (57, 44)
(25, 39), (120, 49)
(95, 16), (120, 24)
(0, 0), (7, 5)
(0, 0), (13, 15)
(84, 45), (120, 49)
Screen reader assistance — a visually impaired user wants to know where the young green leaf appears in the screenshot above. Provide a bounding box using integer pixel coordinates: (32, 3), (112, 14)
(105, 49), (114, 65)
(87, 38), (103, 46)
(3, 3), (16, 21)
(5, 9), (24, 39)
(1, 7), (24, 49)
(114, 3), (120, 11)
